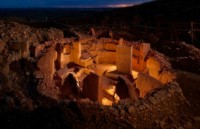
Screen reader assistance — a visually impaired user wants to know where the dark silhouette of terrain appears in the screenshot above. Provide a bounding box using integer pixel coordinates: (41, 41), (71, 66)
(88, 0), (200, 48)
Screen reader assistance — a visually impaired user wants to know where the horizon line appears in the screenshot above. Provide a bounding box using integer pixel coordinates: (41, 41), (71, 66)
(0, 6), (134, 9)
(0, 3), (139, 9)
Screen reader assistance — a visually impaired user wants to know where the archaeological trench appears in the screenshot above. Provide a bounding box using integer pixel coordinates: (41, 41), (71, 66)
(0, 22), (197, 129)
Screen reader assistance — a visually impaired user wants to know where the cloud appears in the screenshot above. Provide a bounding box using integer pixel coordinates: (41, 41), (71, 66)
(106, 3), (136, 8)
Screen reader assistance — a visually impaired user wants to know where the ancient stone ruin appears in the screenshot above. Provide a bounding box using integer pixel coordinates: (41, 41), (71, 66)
(33, 31), (175, 106)
(0, 22), (195, 128)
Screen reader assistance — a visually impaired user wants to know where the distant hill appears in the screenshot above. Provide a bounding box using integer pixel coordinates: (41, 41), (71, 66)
(88, 0), (200, 47)
(101, 0), (200, 22)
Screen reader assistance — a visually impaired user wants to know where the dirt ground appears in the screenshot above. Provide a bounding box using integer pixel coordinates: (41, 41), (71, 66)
(176, 70), (200, 128)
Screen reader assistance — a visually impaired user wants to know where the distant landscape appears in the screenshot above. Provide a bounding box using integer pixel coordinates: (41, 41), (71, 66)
(1, 0), (200, 48)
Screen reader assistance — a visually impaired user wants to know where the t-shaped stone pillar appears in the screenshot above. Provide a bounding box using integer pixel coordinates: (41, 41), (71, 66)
(72, 42), (81, 63)
(116, 45), (132, 74)
(90, 27), (96, 37)
(109, 31), (113, 39)
(119, 38), (123, 46)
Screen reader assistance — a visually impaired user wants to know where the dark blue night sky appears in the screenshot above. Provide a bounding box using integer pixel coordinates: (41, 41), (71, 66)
(0, 0), (152, 8)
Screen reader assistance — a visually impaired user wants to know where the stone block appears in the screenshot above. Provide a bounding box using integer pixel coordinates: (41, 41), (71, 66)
(37, 47), (57, 79)
(102, 97), (113, 106)
(79, 58), (93, 67)
(56, 67), (70, 81)
(141, 43), (150, 60)
(132, 57), (146, 72)
(82, 73), (102, 103)
(71, 42), (81, 63)
(147, 56), (174, 84)
(119, 38), (123, 45)
(131, 43), (150, 72)
(116, 45), (132, 74)
(146, 57), (161, 80)
(136, 73), (163, 97)
(90, 28), (96, 37)
(60, 53), (71, 68)
(35, 44), (45, 58)
(109, 31), (113, 39)
(63, 44), (71, 54)
(98, 51), (116, 64)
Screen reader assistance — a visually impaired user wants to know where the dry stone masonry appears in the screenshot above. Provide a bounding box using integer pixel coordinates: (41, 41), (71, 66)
(32, 29), (176, 107)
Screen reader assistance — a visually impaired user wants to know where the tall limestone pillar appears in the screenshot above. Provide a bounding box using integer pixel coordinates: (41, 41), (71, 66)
(116, 44), (132, 74)
(72, 42), (81, 63)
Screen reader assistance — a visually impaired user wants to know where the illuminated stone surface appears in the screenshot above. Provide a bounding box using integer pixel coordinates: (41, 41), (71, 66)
(116, 44), (132, 74)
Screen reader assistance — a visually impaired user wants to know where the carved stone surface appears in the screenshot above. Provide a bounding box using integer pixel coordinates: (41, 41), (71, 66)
(116, 45), (132, 74)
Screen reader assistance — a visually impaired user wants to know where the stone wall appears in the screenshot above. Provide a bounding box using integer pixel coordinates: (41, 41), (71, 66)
(136, 73), (163, 97)
(147, 51), (175, 84)
(132, 57), (146, 72)
(70, 82), (189, 129)
(132, 43), (150, 72)
(98, 51), (116, 64)
(104, 43), (116, 51)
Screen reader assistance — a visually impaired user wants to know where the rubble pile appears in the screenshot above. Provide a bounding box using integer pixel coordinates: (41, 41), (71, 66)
(0, 21), (64, 45)
(154, 41), (200, 74)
